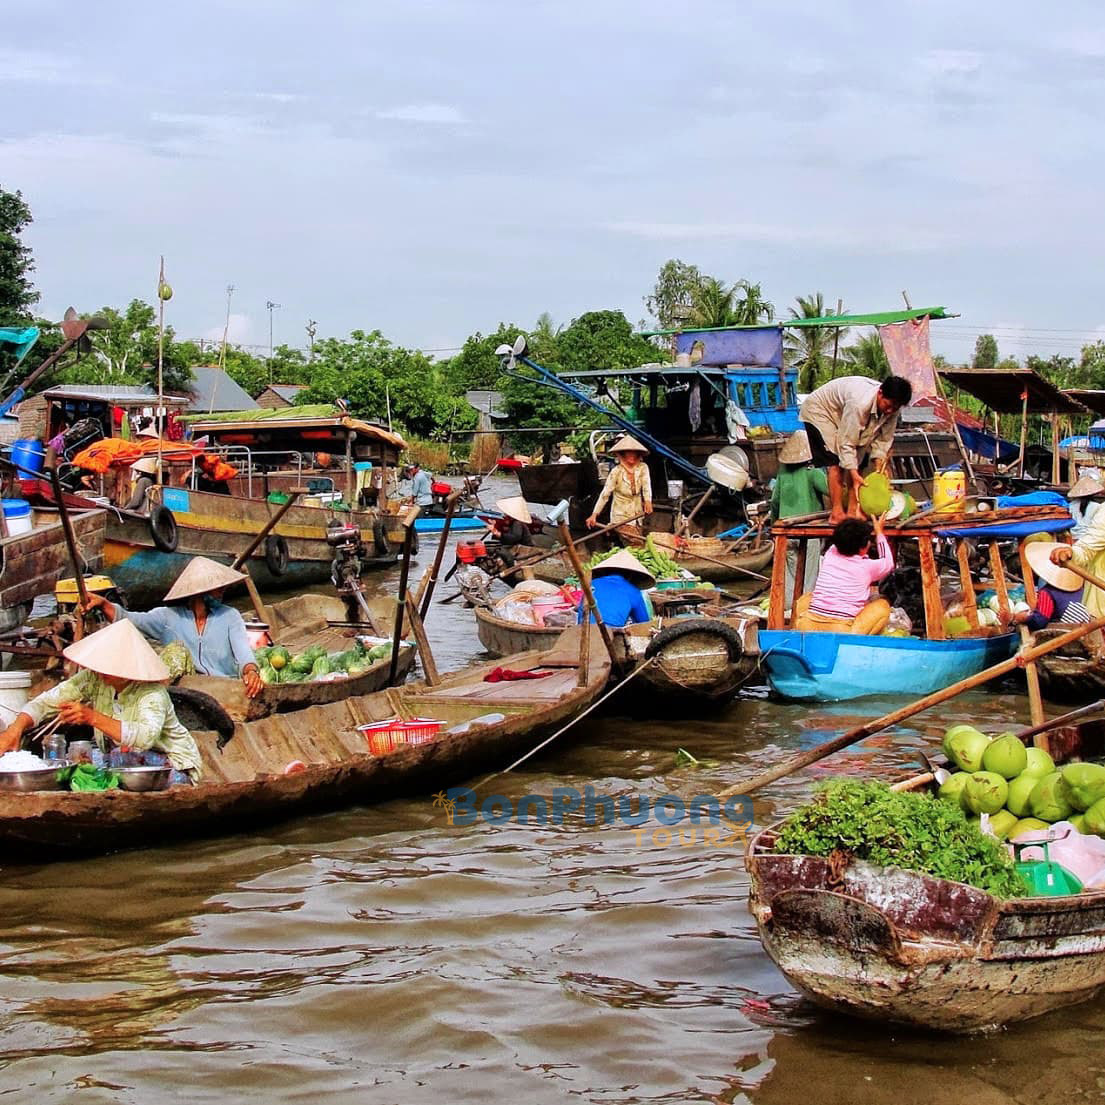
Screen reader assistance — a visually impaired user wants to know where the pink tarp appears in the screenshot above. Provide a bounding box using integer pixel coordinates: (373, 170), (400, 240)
(878, 316), (937, 400)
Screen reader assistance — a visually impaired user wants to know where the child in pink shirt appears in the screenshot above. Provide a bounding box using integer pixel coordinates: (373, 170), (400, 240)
(797, 516), (894, 634)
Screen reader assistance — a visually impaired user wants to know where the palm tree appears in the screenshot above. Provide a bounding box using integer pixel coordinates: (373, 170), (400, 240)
(688, 277), (738, 328)
(843, 332), (890, 379)
(785, 293), (848, 392)
(731, 280), (775, 325)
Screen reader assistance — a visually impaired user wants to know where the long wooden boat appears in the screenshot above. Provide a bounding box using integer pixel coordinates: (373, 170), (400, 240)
(0, 500), (105, 633)
(473, 603), (757, 703)
(170, 593), (416, 726)
(1034, 627), (1105, 705)
(0, 627), (611, 860)
(757, 505), (1073, 701)
(747, 717), (1105, 1032)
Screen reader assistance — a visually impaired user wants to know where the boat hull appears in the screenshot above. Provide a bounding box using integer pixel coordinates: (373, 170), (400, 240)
(756, 629), (1017, 701)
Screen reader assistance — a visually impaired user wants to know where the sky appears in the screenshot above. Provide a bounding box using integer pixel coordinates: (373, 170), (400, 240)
(4, 0), (1105, 366)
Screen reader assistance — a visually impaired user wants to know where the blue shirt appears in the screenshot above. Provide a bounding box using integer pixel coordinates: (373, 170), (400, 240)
(410, 470), (433, 506)
(578, 574), (651, 628)
(119, 600), (256, 677)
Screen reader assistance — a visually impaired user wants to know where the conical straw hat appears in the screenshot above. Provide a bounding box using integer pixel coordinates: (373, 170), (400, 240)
(779, 430), (812, 464)
(590, 548), (655, 583)
(496, 496), (532, 524)
(63, 619), (170, 682)
(1024, 541), (1083, 593)
(137, 425), (160, 439)
(609, 434), (649, 455)
(163, 556), (247, 602)
(1068, 475), (1105, 499)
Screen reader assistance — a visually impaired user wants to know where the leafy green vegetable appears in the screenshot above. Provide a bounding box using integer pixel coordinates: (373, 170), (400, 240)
(774, 780), (1026, 898)
(585, 536), (682, 580)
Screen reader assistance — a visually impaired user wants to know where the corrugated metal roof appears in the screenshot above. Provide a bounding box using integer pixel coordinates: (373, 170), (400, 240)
(187, 366), (258, 412)
(464, 390), (507, 419)
(270, 384), (307, 402)
(42, 384), (189, 406)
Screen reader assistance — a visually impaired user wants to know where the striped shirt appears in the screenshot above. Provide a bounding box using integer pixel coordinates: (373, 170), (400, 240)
(809, 535), (895, 620)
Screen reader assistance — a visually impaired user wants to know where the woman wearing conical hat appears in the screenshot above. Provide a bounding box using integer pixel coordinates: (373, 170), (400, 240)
(82, 556), (263, 699)
(0, 619), (203, 780)
(490, 496), (535, 568)
(585, 434), (653, 535)
(581, 549), (654, 628)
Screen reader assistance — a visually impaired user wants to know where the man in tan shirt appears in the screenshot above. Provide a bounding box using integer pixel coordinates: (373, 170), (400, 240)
(799, 375), (913, 522)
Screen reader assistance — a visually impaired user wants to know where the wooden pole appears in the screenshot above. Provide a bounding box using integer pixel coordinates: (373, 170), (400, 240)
(405, 587), (439, 686)
(388, 506), (420, 686)
(717, 615), (1105, 798)
(557, 519), (618, 667)
(49, 466), (90, 641)
(956, 539), (979, 629)
(419, 490), (461, 621)
(829, 297), (843, 378)
(1020, 624), (1045, 727)
(576, 610), (591, 688)
(230, 490), (304, 570)
(1017, 387), (1029, 478)
(677, 487), (714, 537)
(1051, 411), (1061, 487)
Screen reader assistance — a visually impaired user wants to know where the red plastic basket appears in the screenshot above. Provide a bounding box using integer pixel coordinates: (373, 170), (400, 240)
(358, 717), (445, 756)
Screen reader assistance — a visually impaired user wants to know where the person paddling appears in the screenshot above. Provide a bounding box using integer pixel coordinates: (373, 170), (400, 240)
(82, 556), (263, 699)
(586, 435), (653, 537)
(0, 619), (203, 782)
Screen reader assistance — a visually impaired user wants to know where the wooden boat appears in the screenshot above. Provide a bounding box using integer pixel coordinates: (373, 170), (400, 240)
(472, 602), (757, 704)
(757, 505), (1074, 701)
(747, 717), (1105, 1033)
(0, 498), (105, 632)
(1033, 627), (1105, 705)
(0, 627), (611, 860)
(170, 593), (416, 727)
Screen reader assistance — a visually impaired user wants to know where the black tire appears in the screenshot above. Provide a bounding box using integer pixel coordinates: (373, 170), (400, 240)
(264, 534), (289, 577)
(372, 518), (390, 558)
(644, 618), (744, 663)
(149, 504), (178, 553)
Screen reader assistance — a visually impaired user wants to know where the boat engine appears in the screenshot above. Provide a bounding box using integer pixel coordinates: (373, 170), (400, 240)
(327, 519), (367, 594)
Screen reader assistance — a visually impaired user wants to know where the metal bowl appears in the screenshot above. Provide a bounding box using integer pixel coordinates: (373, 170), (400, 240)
(0, 766), (63, 792)
(116, 765), (172, 792)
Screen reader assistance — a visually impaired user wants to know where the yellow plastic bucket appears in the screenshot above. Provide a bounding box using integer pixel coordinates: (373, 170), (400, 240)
(933, 469), (967, 513)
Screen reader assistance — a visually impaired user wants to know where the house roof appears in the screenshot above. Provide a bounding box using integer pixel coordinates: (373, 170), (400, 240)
(464, 390), (507, 419)
(267, 384), (308, 402)
(186, 366), (258, 413)
(1063, 389), (1105, 417)
(42, 384), (189, 407)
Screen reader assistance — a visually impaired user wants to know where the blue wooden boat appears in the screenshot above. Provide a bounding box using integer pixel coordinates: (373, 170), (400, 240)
(413, 514), (486, 534)
(760, 503), (1074, 702)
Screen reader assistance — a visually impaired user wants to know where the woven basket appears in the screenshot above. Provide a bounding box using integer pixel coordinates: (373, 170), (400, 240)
(650, 532), (685, 552)
(681, 536), (725, 558)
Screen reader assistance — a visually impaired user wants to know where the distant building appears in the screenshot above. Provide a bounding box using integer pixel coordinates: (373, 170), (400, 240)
(185, 366), (258, 413)
(257, 384), (309, 409)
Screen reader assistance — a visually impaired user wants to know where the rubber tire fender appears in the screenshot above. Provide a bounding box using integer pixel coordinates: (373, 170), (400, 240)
(372, 518), (390, 558)
(149, 504), (178, 553)
(264, 533), (290, 577)
(644, 617), (744, 663)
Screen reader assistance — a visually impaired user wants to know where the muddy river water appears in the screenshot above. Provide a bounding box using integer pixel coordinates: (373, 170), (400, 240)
(1, 480), (1101, 1104)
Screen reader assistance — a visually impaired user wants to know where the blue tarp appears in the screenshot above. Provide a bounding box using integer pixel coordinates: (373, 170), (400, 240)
(956, 422), (1019, 463)
(674, 327), (783, 368)
(934, 518), (1073, 539)
(0, 327), (39, 367)
(996, 492), (1069, 508)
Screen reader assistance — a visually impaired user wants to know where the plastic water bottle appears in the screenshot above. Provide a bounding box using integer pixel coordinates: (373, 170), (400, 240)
(43, 733), (67, 764)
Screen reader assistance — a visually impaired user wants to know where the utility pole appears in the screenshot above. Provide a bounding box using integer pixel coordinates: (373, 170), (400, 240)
(306, 319), (317, 363)
(219, 284), (235, 371)
(266, 299), (282, 382)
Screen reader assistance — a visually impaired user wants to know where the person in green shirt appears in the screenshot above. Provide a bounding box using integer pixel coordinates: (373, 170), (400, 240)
(771, 430), (828, 612)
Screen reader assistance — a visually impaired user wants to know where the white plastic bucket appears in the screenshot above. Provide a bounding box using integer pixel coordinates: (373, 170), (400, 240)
(0, 671), (32, 724)
(1, 499), (32, 536)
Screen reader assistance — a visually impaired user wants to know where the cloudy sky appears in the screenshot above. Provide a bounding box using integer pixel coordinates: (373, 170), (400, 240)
(4, 0), (1105, 364)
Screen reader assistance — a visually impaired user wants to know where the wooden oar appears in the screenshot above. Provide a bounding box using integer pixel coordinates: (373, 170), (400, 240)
(670, 543), (769, 583)
(230, 488), (304, 627)
(49, 466), (90, 641)
(718, 615), (1105, 799)
(889, 699), (1105, 791)
(418, 490), (463, 620)
(1060, 560), (1105, 600)
(388, 506), (420, 686)
(1020, 624), (1045, 726)
(678, 487), (714, 537)
(557, 518), (618, 667)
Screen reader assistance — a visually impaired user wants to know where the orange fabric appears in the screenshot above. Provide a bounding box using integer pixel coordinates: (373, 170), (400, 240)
(201, 454), (239, 481)
(73, 436), (204, 472)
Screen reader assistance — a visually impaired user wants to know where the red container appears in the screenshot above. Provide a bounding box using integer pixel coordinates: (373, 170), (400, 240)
(431, 481), (452, 495)
(456, 540), (487, 564)
(358, 717), (445, 756)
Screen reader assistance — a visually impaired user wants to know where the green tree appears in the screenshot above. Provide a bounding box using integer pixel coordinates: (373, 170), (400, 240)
(441, 323), (522, 395)
(556, 309), (656, 374)
(0, 188), (39, 323)
(731, 280), (775, 325)
(842, 332), (890, 379)
(972, 334), (999, 371)
(689, 277), (739, 328)
(645, 259), (702, 329)
(785, 293), (848, 392)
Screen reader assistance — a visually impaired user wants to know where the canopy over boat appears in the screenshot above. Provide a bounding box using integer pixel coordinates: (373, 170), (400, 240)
(187, 407), (407, 452)
(939, 368), (1088, 415)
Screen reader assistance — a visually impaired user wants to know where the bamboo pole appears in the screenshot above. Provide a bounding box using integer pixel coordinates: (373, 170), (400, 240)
(388, 506), (420, 686)
(557, 519), (618, 667)
(419, 490), (462, 620)
(717, 615), (1105, 799)
(1017, 387), (1029, 478)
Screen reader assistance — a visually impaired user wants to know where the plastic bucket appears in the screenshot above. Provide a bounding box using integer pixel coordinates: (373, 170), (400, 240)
(1, 499), (32, 536)
(10, 439), (44, 477)
(933, 469), (967, 514)
(0, 670), (31, 725)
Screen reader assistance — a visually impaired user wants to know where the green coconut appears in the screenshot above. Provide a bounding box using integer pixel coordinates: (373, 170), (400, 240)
(1059, 762), (1105, 812)
(857, 471), (891, 516)
(987, 809), (1018, 840)
(1070, 813), (1090, 834)
(1005, 772), (1041, 818)
(981, 733), (1028, 780)
(1028, 771), (1074, 823)
(1022, 746), (1056, 778)
(1084, 797), (1105, 836)
(1010, 817), (1051, 838)
(942, 725), (990, 773)
(964, 771), (1009, 815)
(937, 771), (972, 807)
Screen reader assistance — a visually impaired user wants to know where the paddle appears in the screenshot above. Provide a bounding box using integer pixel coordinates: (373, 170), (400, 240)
(230, 488), (304, 627)
(48, 466), (90, 641)
(717, 614), (1105, 799)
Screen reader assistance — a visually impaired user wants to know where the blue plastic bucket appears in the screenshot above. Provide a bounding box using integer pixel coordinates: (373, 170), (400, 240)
(10, 439), (44, 477)
(1, 498), (32, 536)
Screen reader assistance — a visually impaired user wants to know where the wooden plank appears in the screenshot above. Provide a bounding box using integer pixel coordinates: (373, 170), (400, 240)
(1019, 539), (1037, 606)
(768, 534), (789, 629)
(918, 537), (945, 640)
(789, 540), (807, 628)
(989, 542), (1011, 620)
(405, 588), (440, 686)
(956, 539), (979, 629)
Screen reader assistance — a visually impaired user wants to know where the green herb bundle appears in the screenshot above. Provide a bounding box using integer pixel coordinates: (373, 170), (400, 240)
(773, 780), (1026, 898)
